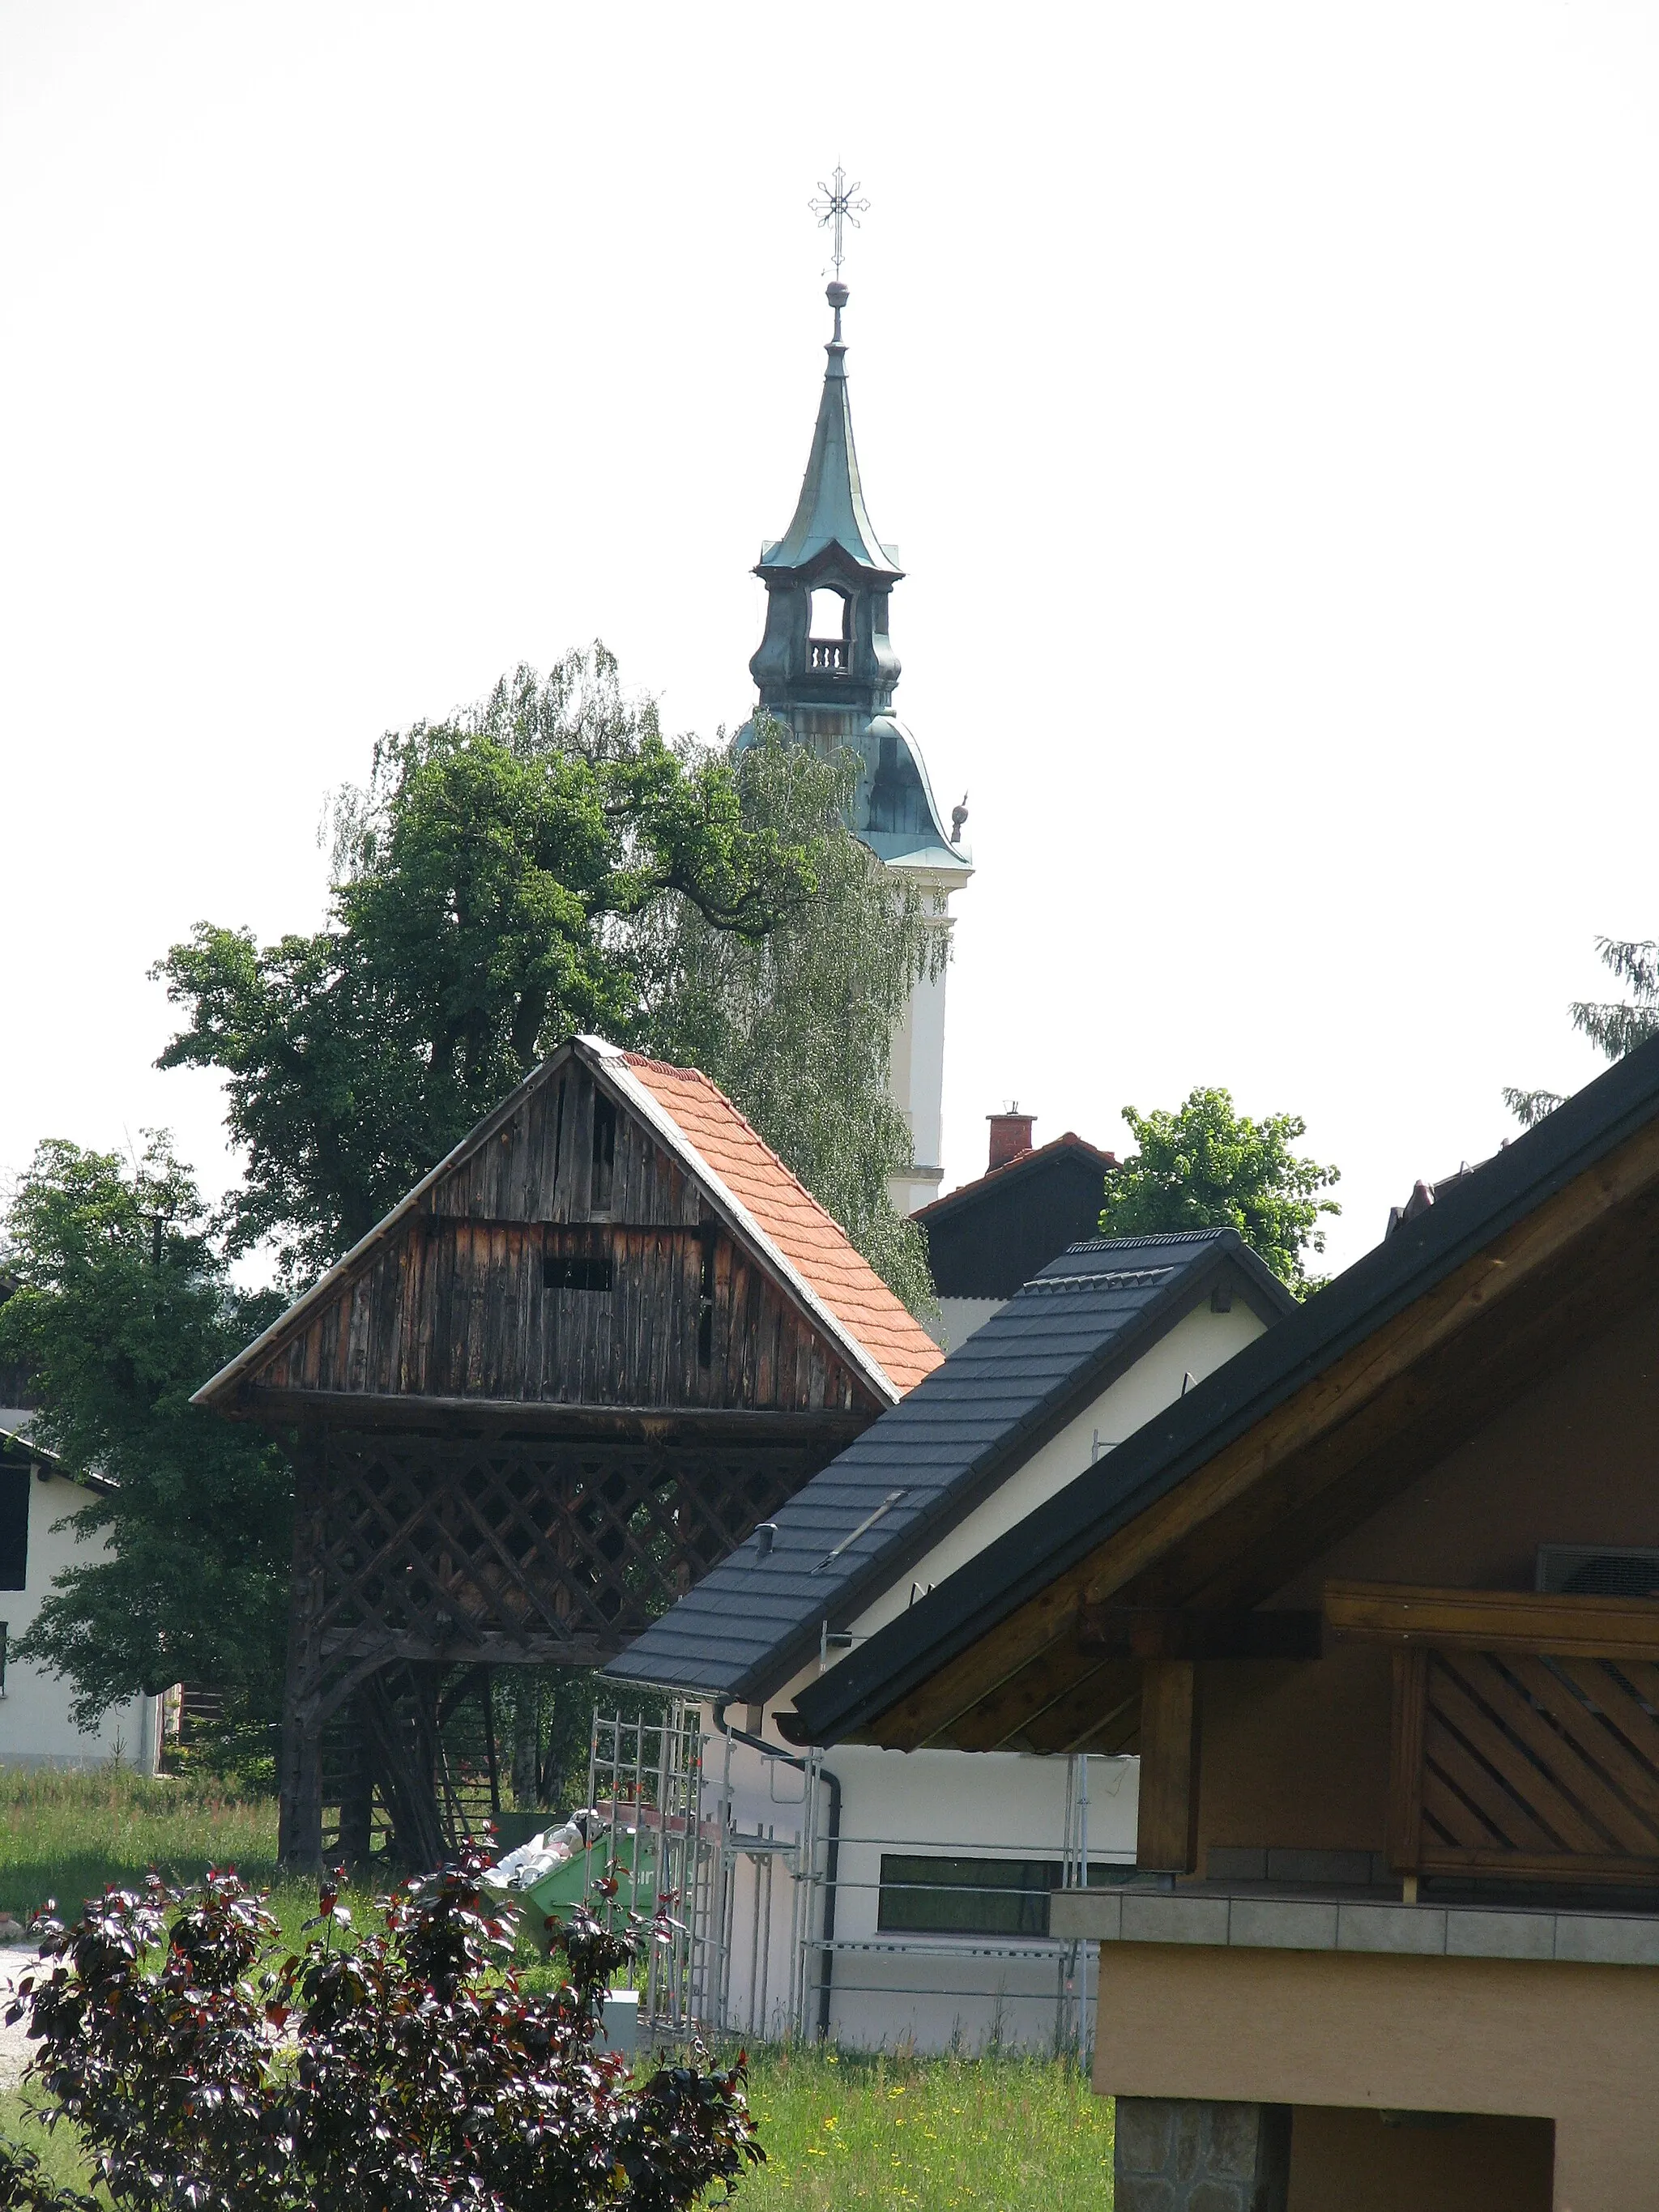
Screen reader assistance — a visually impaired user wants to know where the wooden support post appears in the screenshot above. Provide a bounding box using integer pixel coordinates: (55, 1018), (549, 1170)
(336, 1698), (374, 1870)
(277, 1681), (325, 1869)
(1137, 1660), (1201, 1874)
(277, 1442), (327, 1869)
(480, 1668), (501, 1821)
(1385, 1647), (1428, 1876)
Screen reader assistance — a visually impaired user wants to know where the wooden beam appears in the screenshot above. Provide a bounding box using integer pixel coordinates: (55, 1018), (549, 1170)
(1021, 1664), (1142, 1755)
(1385, 1648), (1427, 1874)
(1137, 1660), (1201, 1873)
(860, 1115), (1659, 1752)
(948, 1651), (1134, 1754)
(239, 1386), (871, 1445)
(1326, 1581), (1659, 1661)
(1078, 1604), (1322, 1661)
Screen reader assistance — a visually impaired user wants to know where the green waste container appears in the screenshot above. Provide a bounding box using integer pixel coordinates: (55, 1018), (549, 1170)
(514, 1828), (661, 1954)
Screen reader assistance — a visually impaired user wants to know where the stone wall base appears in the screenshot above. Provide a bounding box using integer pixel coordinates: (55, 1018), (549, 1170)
(1115, 2097), (1291, 2212)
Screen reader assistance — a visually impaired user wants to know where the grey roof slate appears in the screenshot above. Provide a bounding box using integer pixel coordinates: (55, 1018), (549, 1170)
(605, 1230), (1293, 1703)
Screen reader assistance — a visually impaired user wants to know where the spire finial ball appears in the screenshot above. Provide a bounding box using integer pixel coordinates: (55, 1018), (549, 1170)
(826, 280), (849, 309)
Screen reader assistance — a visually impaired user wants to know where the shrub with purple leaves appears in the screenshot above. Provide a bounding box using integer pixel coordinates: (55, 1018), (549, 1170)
(0, 1848), (761, 2212)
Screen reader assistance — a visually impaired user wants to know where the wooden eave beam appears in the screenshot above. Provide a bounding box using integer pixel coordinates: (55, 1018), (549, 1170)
(1325, 1580), (1659, 1660)
(1077, 1603), (1322, 1661)
(856, 1110), (1659, 1754)
(236, 1386), (872, 1445)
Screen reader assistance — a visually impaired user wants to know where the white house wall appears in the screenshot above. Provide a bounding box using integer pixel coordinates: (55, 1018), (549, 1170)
(1, 1467), (159, 1772)
(849, 1298), (1266, 1643)
(706, 1724), (1136, 2052)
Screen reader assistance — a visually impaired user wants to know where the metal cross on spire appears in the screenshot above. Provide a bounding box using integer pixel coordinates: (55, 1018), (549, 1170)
(809, 164), (869, 275)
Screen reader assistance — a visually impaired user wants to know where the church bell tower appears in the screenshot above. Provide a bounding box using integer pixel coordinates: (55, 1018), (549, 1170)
(740, 269), (972, 1216)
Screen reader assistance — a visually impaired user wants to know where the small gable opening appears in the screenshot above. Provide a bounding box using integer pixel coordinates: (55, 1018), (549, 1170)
(591, 1092), (617, 1213)
(544, 1251), (615, 1294)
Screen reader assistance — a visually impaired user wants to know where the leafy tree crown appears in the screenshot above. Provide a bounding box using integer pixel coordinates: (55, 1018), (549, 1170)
(1098, 1085), (1340, 1294)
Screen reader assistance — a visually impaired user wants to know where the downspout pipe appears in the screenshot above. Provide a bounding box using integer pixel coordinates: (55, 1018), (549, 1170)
(712, 1700), (842, 2041)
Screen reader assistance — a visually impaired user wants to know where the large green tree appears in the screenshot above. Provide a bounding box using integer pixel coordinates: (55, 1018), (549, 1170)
(1505, 935), (1659, 1127)
(638, 731), (939, 1311)
(1098, 1085), (1341, 1294)
(0, 1136), (289, 1733)
(156, 647), (934, 1304)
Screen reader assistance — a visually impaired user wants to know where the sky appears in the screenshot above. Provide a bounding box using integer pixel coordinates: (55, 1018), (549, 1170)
(3, 0), (1658, 1281)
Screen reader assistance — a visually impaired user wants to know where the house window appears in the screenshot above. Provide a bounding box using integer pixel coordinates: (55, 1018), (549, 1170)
(544, 1252), (615, 1294)
(0, 1468), (27, 1592)
(591, 1093), (616, 1213)
(877, 1854), (1061, 1939)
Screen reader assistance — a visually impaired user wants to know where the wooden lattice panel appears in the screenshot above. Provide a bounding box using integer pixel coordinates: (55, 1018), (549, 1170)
(1391, 1643), (1659, 1882)
(304, 1428), (809, 1668)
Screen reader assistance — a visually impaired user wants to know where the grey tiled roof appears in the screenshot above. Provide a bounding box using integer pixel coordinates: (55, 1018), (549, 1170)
(605, 1230), (1292, 1703)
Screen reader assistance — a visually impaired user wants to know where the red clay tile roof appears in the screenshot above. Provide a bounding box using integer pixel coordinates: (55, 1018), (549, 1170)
(621, 1054), (943, 1397)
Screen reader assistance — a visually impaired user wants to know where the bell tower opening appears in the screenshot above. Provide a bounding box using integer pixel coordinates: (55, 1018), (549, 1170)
(808, 586), (850, 671)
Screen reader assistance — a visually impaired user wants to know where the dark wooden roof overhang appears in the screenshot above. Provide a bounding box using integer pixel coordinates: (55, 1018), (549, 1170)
(791, 1034), (1659, 1758)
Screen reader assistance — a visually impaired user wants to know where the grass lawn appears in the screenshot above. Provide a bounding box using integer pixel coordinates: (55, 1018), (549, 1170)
(0, 1767), (280, 1924)
(0, 1774), (1116, 2207)
(2, 2052), (1114, 2210)
(727, 2045), (1112, 2211)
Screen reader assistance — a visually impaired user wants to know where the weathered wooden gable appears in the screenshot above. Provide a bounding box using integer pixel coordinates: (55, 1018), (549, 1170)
(248, 1058), (873, 1414)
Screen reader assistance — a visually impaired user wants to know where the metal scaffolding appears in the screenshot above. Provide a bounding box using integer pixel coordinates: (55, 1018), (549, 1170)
(583, 1707), (1115, 2054)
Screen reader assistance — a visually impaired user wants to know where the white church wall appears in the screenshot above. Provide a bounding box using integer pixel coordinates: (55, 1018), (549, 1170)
(927, 1296), (1005, 1353)
(2, 1465), (160, 1772)
(885, 868), (959, 1218)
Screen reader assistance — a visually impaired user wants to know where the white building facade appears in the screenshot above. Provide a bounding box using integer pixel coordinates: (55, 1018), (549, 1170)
(1, 1419), (161, 1771)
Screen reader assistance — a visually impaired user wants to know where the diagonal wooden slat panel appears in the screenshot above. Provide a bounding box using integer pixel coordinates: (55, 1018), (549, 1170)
(1463, 1652), (1654, 1856)
(1429, 1657), (1603, 1853)
(1505, 1655), (1659, 1852)
(1422, 1711), (1556, 1853)
(1422, 1761), (1509, 1854)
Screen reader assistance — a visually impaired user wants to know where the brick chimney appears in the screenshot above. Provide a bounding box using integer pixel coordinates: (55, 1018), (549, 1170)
(987, 1106), (1036, 1171)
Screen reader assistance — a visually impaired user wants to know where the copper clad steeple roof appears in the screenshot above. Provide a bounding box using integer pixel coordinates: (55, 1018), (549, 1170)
(756, 284), (901, 580)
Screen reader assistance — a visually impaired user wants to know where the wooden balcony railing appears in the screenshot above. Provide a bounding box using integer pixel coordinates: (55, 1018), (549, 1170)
(1326, 1582), (1659, 1886)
